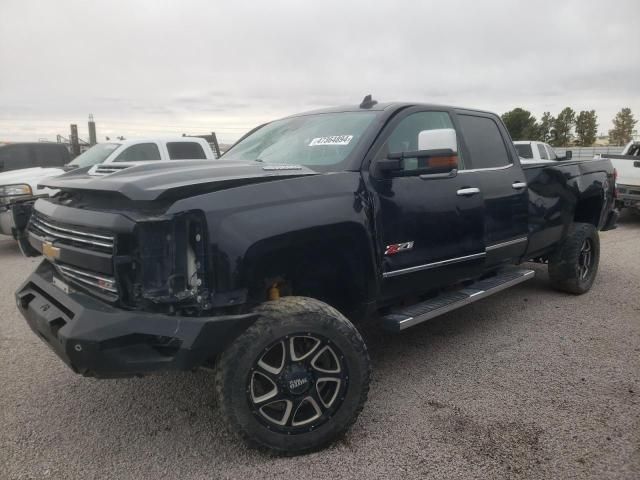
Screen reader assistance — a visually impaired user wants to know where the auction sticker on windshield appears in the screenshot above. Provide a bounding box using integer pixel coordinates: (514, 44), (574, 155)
(309, 135), (353, 146)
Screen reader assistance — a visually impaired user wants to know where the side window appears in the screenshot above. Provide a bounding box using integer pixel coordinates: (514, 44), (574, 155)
(457, 115), (511, 169)
(537, 143), (549, 160)
(167, 142), (206, 160)
(114, 143), (161, 162)
(545, 144), (557, 160)
(382, 111), (463, 171)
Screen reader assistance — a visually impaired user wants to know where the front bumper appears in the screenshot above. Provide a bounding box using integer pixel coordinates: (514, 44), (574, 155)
(16, 261), (258, 378)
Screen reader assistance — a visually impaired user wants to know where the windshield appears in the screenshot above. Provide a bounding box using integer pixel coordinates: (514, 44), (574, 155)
(514, 143), (533, 159)
(222, 112), (377, 170)
(68, 143), (120, 168)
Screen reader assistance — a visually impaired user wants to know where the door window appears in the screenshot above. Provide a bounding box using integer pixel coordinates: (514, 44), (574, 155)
(382, 111), (463, 171)
(167, 142), (206, 160)
(537, 143), (549, 160)
(457, 115), (511, 169)
(114, 143), (161, 162)
(545, 144), (557, 160)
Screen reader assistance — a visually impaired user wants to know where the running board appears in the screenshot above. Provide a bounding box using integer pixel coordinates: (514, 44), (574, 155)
(381, 268), (535, 332)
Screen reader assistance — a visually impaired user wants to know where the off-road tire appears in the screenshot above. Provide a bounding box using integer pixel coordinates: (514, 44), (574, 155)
(548, 222), (600, 294)
(215, 296), (371, 455)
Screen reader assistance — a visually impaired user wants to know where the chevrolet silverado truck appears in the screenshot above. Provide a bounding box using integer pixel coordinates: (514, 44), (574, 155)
(597, 141), (640, 212)
(513, 140), (572, 161)
(15, 97), (617, 454)
(1, 137), (216, 254)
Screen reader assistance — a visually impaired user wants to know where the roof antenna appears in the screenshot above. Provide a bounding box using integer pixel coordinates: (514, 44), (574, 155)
(359, 94), (378, 109)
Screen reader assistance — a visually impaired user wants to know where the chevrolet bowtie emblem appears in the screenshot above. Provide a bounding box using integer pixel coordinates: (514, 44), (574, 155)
(42, 241), (60, 261)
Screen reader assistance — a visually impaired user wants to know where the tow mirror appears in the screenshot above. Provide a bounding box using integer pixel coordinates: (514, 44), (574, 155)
(375, 128), (459, 177)
(564, 150), (573, 160)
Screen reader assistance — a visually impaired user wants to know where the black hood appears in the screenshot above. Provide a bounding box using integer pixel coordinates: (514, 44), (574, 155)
(40, 160), (319, 201)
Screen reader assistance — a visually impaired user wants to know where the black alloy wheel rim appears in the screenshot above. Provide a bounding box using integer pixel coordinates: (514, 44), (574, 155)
(578, 238), (593, 280)
(247, 333), (348, 433)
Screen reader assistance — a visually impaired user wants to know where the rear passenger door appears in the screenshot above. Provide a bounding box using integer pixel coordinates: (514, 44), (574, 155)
(456, 112), (529, 266)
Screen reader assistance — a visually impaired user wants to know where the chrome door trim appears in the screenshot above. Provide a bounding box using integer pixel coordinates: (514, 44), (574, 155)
(457, 164), (514, 173)
(485, 237), (528, 251)
(383, 252), (486, 278)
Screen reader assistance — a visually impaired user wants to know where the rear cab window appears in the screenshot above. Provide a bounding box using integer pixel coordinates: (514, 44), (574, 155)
(537, 143), (549, 160)
(457, 115), (512, 169)
(545, 144), (557, 160)
(167, 142), (206, 160)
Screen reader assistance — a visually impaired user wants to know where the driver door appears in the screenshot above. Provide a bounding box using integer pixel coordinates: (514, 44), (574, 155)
(368, 108), (486, 300)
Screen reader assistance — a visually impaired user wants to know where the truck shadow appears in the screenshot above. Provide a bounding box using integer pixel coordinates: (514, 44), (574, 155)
(616, 208), (640, 228)
(0, 235), (22, 257)
(14, 264), (556, 466)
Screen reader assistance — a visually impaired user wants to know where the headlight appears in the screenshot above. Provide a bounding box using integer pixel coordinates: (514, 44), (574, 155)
(0, 184), (32, 197)
(0, 184), (32, 205)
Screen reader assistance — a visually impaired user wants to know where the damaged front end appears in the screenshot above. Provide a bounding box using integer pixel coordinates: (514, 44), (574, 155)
(125, 212), (211, 313)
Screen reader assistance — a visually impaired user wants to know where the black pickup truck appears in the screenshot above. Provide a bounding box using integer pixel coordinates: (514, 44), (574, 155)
(16, 97), (617, 454)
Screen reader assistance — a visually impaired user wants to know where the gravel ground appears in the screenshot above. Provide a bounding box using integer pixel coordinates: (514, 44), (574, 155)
(1, 212), (638, 480)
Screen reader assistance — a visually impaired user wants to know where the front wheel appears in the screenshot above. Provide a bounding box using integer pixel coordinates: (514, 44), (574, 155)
(548, 222), (600, 294)
(215, 297), (371, 455)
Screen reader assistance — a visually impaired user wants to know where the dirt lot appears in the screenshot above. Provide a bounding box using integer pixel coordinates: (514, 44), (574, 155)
(1, 212), (638, 480)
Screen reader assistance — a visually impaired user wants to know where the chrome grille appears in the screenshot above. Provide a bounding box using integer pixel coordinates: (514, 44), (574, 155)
(30, 213), (114, 252)
(57, 263), (118, 294)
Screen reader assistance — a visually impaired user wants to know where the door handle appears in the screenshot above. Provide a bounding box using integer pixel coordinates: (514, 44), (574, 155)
(512, 182), (527, 189)
(456, 187), (480, 196)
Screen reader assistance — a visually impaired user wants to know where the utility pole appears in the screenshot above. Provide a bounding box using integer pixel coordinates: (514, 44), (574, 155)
(88, 114), (97, 146)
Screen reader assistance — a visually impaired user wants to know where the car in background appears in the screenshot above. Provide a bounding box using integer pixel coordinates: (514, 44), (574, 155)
(0, 137), (217, 254)
(0, 142), (70, 173)
(598, 141), (640, 212)
(513, 140), (572, 162)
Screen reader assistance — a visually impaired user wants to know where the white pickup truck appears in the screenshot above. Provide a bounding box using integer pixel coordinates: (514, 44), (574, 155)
(513, 140), (573, 162)
(0, 137), (216, 251)
(598, 141), (640, 212)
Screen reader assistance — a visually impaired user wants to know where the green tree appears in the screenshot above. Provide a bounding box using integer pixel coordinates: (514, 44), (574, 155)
(538, 112), (554, 143)
(575, 110), (598, 146)
(501, 108), (539, 140)
(608, 108), (637, 145)
(551, 107), (576, 146)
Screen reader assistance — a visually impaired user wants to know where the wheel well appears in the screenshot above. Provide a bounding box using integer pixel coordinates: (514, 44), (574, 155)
(243, 229), (374, 318)
(573, 195), (602, 227)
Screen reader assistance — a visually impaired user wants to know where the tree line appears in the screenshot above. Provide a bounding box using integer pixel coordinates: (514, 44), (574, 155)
(501, 107), (637, 147)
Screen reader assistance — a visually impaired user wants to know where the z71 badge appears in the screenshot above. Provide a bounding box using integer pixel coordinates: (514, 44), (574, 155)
(384, 241), (414, 255)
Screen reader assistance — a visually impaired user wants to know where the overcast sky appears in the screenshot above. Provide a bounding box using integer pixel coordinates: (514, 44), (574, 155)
(1, 0), (639, 143)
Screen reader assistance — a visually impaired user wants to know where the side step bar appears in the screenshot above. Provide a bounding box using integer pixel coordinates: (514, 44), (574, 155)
(381, 268), (535, 332)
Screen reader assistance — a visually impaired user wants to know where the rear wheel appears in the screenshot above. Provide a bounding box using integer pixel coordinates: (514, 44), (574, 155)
(548, 222), (600, 294)
(215, 297), (370, 455)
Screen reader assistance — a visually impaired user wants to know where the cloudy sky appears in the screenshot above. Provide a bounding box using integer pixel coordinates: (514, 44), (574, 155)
(1, 0), (639, 143)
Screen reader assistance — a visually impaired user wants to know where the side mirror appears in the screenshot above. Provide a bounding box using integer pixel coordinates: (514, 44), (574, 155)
(564, 150), (573, 160)
(418, 128), (457, 152)
(375, 128), (459, 177)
